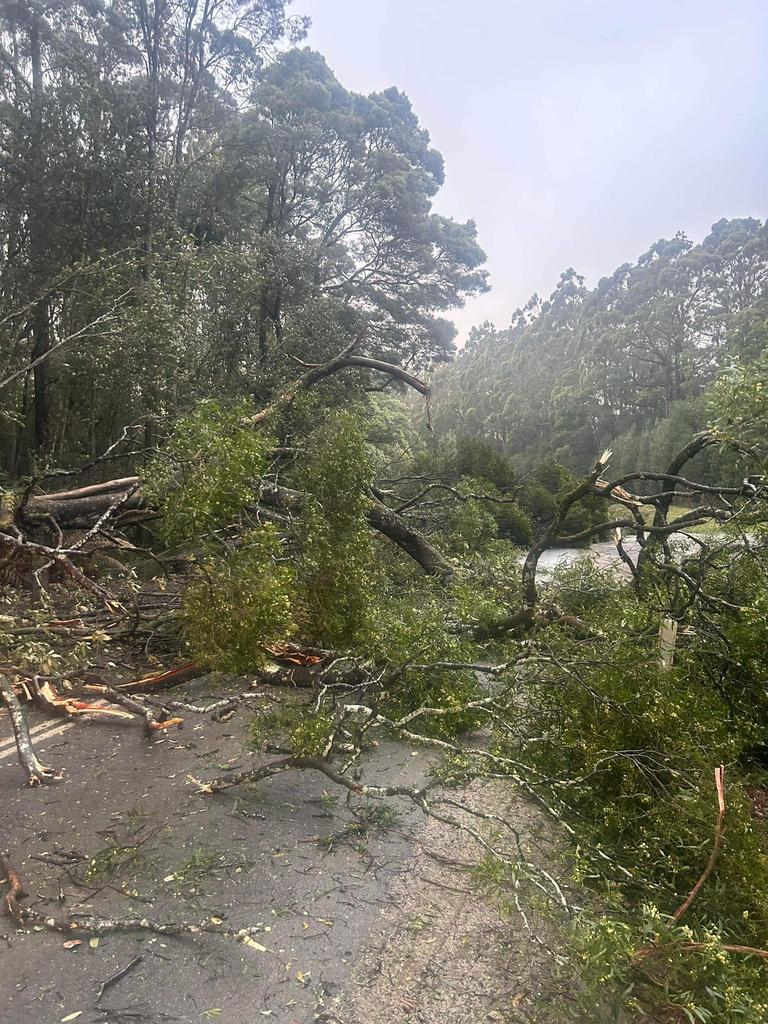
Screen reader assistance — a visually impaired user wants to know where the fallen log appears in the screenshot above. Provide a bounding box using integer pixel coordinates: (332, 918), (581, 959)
(23, 483), (144, 529)
(35, 477), (141, 502)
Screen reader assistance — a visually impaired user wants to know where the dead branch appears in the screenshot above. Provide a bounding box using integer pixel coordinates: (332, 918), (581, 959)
(0, 674), (62, 786)
(0, 531), (124, 610)
(633, 940), (768, 966)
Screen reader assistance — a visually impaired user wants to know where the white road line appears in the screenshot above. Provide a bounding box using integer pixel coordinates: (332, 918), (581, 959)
(0, 715), (71, 754)
(0, 720), (75, 763)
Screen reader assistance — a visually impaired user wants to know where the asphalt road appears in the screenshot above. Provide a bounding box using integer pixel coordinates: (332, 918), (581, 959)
(0, 678), (432, 1024)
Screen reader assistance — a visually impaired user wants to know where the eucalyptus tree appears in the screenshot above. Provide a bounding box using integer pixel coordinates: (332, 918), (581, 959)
(192, 48), (488, 379)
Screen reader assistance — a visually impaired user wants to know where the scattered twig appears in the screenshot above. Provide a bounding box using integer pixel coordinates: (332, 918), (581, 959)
(97, 955), (143, 1002)
(23, 908), (268, 941)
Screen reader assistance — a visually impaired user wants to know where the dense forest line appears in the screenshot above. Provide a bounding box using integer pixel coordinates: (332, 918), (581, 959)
(4, 5), (768, 1024)
(430, 217), (768, 481)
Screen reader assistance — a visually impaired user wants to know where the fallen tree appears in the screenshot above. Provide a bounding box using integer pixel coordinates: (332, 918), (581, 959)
(5, 419), (768, 1023)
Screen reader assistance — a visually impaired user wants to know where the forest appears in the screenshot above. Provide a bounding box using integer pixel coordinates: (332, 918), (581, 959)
(2, 3), (768, 1024)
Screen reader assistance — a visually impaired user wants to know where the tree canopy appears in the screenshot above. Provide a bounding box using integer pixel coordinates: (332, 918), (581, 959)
(0, 1), (486, 475)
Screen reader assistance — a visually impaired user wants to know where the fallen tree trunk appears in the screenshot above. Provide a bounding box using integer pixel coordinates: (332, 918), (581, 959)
(257, 482), (454, 578)
(13, 477), (453, 579)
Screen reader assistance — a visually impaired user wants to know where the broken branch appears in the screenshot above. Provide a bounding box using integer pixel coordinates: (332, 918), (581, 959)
(0, 674), (62, 786)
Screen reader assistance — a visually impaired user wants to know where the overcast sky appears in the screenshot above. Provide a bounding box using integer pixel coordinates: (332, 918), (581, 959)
(296, 0), (768, 343)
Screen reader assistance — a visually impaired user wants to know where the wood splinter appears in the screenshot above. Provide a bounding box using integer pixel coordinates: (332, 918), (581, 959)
(0, 851), (27, 923)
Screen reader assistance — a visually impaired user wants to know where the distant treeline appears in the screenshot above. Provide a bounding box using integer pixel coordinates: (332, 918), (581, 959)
(429, 218), (768, 482)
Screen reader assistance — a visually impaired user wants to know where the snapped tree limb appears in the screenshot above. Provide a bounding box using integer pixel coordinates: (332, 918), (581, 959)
(244, 339), (431, 427)
(0, 674), (62, 786)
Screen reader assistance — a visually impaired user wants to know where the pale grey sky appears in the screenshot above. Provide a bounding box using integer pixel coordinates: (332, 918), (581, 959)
(296, 0), (768, 343)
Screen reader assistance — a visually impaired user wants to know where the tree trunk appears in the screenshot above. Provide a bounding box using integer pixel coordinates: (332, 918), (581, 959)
(31, 299), (52, 455)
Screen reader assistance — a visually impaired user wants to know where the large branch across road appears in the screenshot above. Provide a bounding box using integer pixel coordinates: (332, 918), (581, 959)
(11, 347), (447, 573)
(19, 478), (452, 579)
(257, 483), (453, 578)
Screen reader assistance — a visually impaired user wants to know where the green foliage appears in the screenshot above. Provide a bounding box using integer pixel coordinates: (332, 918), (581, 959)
(452, 436), (517, 490)
(517, 482), (558, 527)
(144, 400), (271, 545)
(0, 5), (489, 475)
(362, 585), (485, 738)
(611, 396), (741, 486)
(289, 715), (335, 758)
(518, 458), (607, 540)
(429, 218), (768, 478)
(410, 436), (537, 547)
(493, 502), (534, 546)
(442, 481), (500, 555)
(712, 353), (768, 455)
(504, 559), (768, 1021)
(181, 526), (295, 672)
(572, 907), (768, 1024)
(291, 410), (382, 646)
(540, 558), (620, 615)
